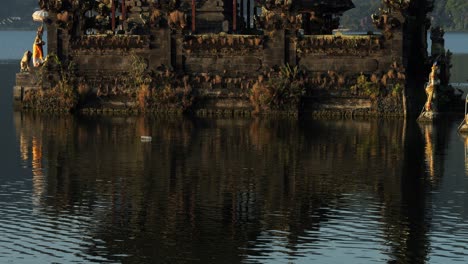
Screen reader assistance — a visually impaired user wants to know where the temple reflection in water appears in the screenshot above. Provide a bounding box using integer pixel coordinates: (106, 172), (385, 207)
(461, 133), (468, 176)
(14, 112), (451, 263)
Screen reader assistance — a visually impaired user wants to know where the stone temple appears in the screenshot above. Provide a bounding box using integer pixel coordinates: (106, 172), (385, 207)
(14, 0), (455, 116)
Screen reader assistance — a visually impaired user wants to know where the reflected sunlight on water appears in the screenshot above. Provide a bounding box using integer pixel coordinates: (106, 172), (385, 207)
(0, 31), (468, 263)
(1, 111), (467, 263)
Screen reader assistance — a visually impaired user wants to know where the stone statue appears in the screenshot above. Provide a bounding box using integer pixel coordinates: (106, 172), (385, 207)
(32, 26), (45, 67)
(424, 63), (439, 112)
(20, 51), (32, 72)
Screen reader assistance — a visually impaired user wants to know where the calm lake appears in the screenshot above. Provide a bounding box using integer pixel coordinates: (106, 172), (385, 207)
(1, 31), (468, 263)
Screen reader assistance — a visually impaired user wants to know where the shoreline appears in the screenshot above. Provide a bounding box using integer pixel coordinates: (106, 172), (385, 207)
(0, 59), (24, 65)
(0, 27), (36, 31)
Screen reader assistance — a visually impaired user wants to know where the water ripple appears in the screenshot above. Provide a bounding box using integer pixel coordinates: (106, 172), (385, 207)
(2, 113), (468, 263)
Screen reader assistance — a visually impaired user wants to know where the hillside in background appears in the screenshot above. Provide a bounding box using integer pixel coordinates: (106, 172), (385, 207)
(341, 0), (467, 32)
(0, 0), (465, 31)
(0, 0), (37, 29)
(340, 0), (381, 31)
(432, 0), (468, 31)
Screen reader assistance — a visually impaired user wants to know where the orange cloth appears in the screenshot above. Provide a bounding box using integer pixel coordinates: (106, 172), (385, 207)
(32, 36), (44, 66)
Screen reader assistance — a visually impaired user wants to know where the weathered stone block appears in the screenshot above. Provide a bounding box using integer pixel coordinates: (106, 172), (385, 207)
(300, 56), (380, 73)
(13, 86), (23, 102)
(184, 55), (263, 75)
(16, 73), (36, 86)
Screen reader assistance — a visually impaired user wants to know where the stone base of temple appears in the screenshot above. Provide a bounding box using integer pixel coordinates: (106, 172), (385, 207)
(15, 0), (446, 117)
(417, 111), (438, 122)
(458, 116), (468, 133)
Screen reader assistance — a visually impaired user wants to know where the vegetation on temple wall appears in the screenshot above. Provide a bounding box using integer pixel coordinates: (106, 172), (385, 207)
(132, 56), (194, 113)
(20, 50), (409, 115)
(250, 64), (306, 113)
(71, 35), (150, 51)
(225, 63), (405, 114)
(23, 54), (79, 112)
(351, 73), (380, 99)
(137, 72), (194, 113)
(392, 83), (403, 97)
(349, 63), (406, 101)
(297, 34), (384, 56)
(350, 73), (380, 99)
(129, 54), (151, 88)
(184, 35), (264, 55)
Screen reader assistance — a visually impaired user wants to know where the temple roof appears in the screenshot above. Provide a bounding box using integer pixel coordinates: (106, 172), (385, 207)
(296, 0), (355, 13)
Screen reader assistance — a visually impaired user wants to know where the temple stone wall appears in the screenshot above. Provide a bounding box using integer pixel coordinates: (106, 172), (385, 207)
(66, 35), (403, 77)
(184, 54), (263, 75)
(263, 30), (285, 68)
(72, 55), (135, 72)
(297, 33), (403, 73)
(36, 29), (407, 114)
(299, 56), (381, 73)
(179, 34), (265, 75)
(148, 29), (172, 71)
(16, 0), (435, 115)
(178, 31), (404, 77)
(66, 29), (171, 75)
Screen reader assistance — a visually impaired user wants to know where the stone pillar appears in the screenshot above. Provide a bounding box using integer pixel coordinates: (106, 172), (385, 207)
(46, 15), (58, 55)
(58, 29), (70, 64)
(403, 0), (433, 115)
(233, 0), (237, 32)
(192, 0), (196, 32)
(112, 0), (116, 31)
(430, 27), (445, 57)
(240, 0), (244, 29)
(263, 30), (285, 68)
(122, 0), (126, 20)
(172, 31), (184, 72)
(149, 28), (171, 71)
(14, 73), (40, 110)
(286, 33), (297, 66)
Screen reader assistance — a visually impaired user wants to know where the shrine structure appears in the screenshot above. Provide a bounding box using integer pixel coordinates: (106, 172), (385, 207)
(13, 0), (456, 116)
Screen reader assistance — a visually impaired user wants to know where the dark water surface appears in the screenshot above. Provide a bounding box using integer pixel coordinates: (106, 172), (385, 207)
(2, 62), (468, 263)
(2, 32), (468, 263)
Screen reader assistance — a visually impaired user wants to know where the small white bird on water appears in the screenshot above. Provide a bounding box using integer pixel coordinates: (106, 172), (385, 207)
(141, 136), (152, 142)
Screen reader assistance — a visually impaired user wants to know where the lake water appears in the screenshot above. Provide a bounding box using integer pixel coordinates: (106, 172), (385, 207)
(1, 31), (468, 263)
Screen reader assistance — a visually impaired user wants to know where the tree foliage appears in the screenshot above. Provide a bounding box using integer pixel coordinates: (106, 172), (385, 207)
(341, 0), (381, 31)
(341, 0), (467, 32)
(443, 0), (468, 31)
